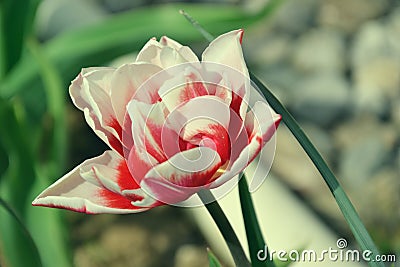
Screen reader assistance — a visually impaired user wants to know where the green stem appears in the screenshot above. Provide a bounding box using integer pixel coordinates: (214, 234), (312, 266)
(198, 190), (251, 267)
(250, 73), (383, 267)
(239, 175), (276, 267)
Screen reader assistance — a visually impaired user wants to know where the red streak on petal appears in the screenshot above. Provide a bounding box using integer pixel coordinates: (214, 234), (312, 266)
(169, 161), (221, 187)
(116, 159), (141, 191)
(238, 29), (244, 44)
(128, 147), (154, 182)
(98, 188), (142, 209)
(107, 116), (124, 156)
(108, 135), (124, 156)
(144, 120), (167, 163)
(248, 135), (263, 164)
(230, 88), (244, 116)
(108, 116), (122, 139)
(198, 124), (231, 164)
(179, 81), (208, 103)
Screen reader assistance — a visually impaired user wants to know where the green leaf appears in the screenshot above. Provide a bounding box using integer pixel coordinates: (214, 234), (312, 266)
(0, 99), (36, 212)
(0, 0), (41, 76)
(26, 37), (67, 173)
(198, 190), (251, 267)
(0, 2), (278, 99)
(250, 74), (384, 267)
(207, 248), (223, 267)
(0, 197), (42, 267)
(26, 168), (72, 267)
(239, 175), (276, 267)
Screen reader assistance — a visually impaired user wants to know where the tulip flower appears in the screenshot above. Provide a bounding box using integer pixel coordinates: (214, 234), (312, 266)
(32, 30), (281, 214)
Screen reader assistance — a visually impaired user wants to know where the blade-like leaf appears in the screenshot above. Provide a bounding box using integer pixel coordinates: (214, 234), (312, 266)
(0, 197), (42, 267)
(250, 74), (384, 267)
(198, 190), (251, 267)
(0, 0), (41, 75)
(207, 248), (223, 267)
(26, 37), (66, 173)
(26, 169), (72, 267)
(25, 37), (71, 267)
(239, 175), (276, 267)
(0, 100), (36, 212)
(0, 2), (278, 99)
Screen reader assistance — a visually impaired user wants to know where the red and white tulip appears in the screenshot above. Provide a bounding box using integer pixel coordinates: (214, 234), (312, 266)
(32, 30), (281, 214)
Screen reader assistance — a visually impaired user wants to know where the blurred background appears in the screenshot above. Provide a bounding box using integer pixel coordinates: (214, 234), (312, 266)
(0, 0), (399, 266)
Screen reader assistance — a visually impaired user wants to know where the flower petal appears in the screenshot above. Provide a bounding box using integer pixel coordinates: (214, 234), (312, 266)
(140, 147), (222, 204)
(110, 62), (163, 125)
(158, 65), (209, 112)
(165, 95), (231, 162)
(127, 100), (169, 163)
(70, 67), (123, 155)
(136, 37), (198, 68)
(202, 30), (249, 120)
(210, 102), (281, 188)
(245, 101), (282, 143)
(32, 151), (158, 214)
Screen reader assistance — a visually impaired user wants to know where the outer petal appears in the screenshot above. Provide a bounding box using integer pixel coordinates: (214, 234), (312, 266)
(32, 151), (158, 214)
(70, 67), (123, 155)
(160, 36), (199, 63)
(202, 30), (249, 120)
(110, 62), (163, 125)
(136, 37), (198, 68)
(209, 102), (281, 188)
(139, 147), (222, 204)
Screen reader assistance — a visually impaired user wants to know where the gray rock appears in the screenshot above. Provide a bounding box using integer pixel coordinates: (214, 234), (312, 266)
(291, 28), (346, 74)
(174, 245), (208, 267)
(339, 136), (388, 187)
(387, 8), (400, 58)
(335, 116), (397, 188)
(351, 21), (397, 69)
(317, 0), (390, 33)
(254, 66), (301, 107)
(245, 34), (292, 66)
(351, 20), (400, 115)
(270, 0), (318, 34)
(290, 72), (351, 126)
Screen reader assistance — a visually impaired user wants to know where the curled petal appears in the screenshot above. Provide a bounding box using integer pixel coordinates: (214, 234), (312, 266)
(70, 67), (123, 155)
(210, 102), (281, 188)
(141, 147), (222, 203)
(32, 151), (158, 214)
(245, 101), (282, 143)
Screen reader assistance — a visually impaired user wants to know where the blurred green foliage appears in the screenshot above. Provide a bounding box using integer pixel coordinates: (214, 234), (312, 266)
(0, 1), (280, 266)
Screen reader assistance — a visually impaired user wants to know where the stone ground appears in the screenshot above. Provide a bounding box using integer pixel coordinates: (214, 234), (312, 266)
(38, 0), (400, 266)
